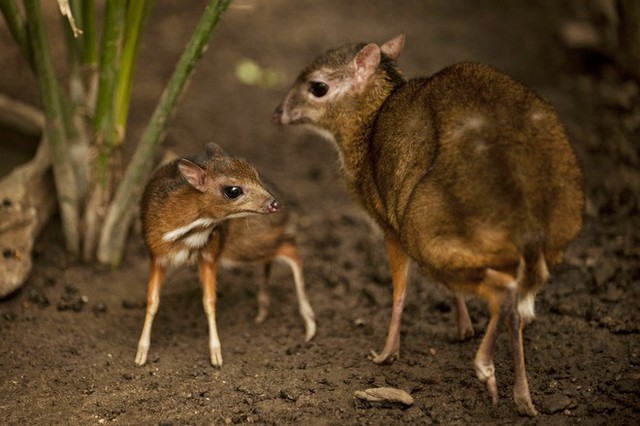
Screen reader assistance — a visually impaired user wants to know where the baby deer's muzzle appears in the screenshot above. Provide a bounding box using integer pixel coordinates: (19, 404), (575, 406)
(267, 199), (281, 213)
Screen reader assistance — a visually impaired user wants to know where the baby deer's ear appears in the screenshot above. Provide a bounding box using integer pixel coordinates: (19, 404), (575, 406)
(178, 159), (207, 192)
(205, 142), (226, 159)
(381, 34), (405, 61)
(354, 43), (381, 90)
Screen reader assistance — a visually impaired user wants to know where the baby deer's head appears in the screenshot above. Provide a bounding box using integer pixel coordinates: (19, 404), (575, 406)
(273, 34), (406, 137)
(178, 143), (280, 219)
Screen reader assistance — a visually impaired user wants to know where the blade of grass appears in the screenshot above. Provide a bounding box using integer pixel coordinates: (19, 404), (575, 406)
(1, 0), (33, 66)
(97, 0), (233, 267)
(24, 0), (80, 256)
(114, 0), (155, 146)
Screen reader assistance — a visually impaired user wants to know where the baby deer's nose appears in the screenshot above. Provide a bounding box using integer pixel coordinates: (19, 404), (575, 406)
(267, 199), (281, 213)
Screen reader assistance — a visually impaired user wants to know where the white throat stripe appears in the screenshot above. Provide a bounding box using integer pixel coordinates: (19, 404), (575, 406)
(162, 218), (216, 242)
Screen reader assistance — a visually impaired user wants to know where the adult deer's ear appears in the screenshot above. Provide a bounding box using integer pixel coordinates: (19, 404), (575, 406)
(178, 159), (207, 192)
(380, 34), (405, 61)
(353, 43), (381, 91)
(205, 142), (226, 159)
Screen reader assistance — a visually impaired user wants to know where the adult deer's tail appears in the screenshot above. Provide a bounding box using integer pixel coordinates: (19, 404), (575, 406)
(516, 244), (549, 323)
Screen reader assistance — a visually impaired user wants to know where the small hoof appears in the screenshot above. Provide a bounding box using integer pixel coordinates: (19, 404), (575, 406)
(210, 349), (223, 368)
(304, 321), (317, 342)
(371, 350), (399, 365)
(254, 312), (267, 324)
(515, 395), (538, 417)
(135, 347), (148, 366)
(458, 326), (475, 341)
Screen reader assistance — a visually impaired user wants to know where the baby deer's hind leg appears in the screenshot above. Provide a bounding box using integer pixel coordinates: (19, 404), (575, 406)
(255, 261), (272, 324)
(275, 239), (316, 342)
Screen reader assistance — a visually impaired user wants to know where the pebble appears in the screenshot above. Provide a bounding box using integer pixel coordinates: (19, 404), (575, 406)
(354, 387), (414, 406)
(539, 394), (573, 414)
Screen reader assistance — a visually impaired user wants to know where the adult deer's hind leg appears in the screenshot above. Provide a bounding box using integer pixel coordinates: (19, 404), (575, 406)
(455, 294), (475, 340)
(469, 269), (516, 406)
(506, 289), (538, 416)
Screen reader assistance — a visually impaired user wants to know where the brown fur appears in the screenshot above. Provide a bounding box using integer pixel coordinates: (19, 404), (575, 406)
(135, 143), (315, 368)
(275, 35), (584, 416)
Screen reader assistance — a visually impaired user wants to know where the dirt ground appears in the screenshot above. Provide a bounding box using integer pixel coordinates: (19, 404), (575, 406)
(1, 1), (639, 424)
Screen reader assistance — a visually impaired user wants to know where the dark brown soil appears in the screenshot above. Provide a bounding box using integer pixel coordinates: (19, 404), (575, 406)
(1, 1), (639, 424)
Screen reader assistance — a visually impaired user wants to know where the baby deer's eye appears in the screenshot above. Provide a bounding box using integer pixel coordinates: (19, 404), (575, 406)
(223, 186), (243, 199)
(309, 81), (329, 98)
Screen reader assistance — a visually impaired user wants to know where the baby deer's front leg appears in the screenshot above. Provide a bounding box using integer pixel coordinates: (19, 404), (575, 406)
(135, 258), (165, 366)
(199, 256), (222, 367)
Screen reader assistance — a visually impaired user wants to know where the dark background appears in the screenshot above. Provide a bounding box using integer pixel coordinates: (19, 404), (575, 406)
(1, 1), (638, 424)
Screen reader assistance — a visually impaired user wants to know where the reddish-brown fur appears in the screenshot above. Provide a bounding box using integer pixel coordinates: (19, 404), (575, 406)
(135, 143), (315, 368)
(274, 35), (584, 416)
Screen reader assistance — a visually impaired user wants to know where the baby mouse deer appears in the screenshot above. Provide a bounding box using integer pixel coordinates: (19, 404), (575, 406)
(136, 143), (316, 367)
(274, 34), (583, 416)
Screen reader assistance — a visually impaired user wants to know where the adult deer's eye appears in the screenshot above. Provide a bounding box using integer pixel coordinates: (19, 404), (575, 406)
(223, 186), (243, 199)
(309, 81), (329, 98)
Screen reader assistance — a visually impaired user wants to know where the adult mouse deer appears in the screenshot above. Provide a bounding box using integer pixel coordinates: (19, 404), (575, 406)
(136, 143), (316, 367)
(274, 34), (583, 416)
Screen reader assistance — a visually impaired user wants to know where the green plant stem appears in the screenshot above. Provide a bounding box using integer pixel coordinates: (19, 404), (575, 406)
(115, 0), (155, 145)
(97, 0), (232, 267)
(0, 0), (33, 66)
(83, 0), (126, 261)
(80, 0), (98, 111)
(81, 0), (97, 65)
(24, 0), (80, 256)
(94, 0), (125, 163)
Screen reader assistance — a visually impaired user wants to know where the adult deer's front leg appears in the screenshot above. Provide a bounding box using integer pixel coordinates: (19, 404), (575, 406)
(199, 258), (222, 367)
(372, 232), (409, 365)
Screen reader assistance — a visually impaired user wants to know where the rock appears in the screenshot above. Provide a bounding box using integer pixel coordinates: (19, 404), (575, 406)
(0, 121), (54, 297)
(354, 387), (414, 406)
(539, 394), (573, 414)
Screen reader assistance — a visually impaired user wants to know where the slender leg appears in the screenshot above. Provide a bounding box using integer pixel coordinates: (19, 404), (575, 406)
(372, 232), (410, 365)
(471, 268), (516, 405)
(506, 289), (538, 416)
(255, 261), (272, 324)
(455, 294), (475, 340)
(276, 241), (316, 342)
(135, 258), (166, 366)
(199, 258), (222, 367)
(473, 293), (503, 405)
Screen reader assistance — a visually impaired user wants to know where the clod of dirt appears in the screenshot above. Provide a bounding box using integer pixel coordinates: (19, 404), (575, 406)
(57, 284), (88, 312)
(27, 287), (49, 309)
(92, 302), (107, 315)
(354, 387), (414, 406)
(539, 394), (574, 414)
(121, 299), (145, 309)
